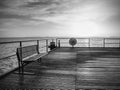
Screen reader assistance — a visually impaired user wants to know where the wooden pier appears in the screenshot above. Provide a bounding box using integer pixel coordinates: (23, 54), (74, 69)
(0, 47), (120, 90)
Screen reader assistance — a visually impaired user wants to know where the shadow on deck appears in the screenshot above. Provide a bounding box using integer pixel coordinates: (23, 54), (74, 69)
(0, 47), (120, 90)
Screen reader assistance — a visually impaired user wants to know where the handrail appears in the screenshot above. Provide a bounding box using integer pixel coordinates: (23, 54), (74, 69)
(0, 37), (119, 58)
(0, 37), (120, 77)
(0, 39), (56, 44)
(56, 37), (120, 48)
(1, 37), (119, 44)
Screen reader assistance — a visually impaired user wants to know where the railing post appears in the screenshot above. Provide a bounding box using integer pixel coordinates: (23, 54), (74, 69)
(37, 40), (40, 54)
(119, 39), (120, 48)
(56, 38), (57, 47)
(88, 38), (90, 48)
(103, 38), (105, 48)
(58, 40), (60, 48)
(19, 41), (23, 74)
(46, 40), (48, 53)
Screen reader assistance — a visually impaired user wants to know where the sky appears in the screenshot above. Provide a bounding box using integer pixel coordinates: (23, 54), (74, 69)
(0, 0), (120, 37)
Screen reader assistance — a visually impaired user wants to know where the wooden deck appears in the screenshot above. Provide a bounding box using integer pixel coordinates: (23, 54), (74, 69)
(0, 47), (120, 90)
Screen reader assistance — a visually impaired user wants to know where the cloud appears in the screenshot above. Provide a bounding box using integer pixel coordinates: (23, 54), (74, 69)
(0, 11), (33, 28)
(0, 0), (8, 8)
(0, 12), (30, 19)
(0, 0), (120, 37)
(24, 0), (57, 7)
(101, 14), (120, 27)
(107, 0), (120, 7)
(94, 0), (120, 26)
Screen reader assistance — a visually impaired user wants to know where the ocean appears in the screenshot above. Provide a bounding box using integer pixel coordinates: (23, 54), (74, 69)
(0, 37), (120, 76)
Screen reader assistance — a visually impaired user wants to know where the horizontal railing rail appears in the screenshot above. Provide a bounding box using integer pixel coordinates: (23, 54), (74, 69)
(0, 39), (55, 44)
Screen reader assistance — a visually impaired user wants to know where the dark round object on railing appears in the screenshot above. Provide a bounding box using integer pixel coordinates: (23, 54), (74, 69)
(69, 38), (77, 47)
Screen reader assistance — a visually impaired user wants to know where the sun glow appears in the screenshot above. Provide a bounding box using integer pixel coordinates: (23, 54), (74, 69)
(62, 15), (102, 37)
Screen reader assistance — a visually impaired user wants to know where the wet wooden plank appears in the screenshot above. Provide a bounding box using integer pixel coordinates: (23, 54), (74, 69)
(0, 47), (120, 90)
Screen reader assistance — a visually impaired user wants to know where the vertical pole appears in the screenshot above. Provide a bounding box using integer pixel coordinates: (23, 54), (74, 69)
(103, 38), (105, 48)
(46, 40), (48, 53)
(37, 40), (40, 54)
(89, 38), (90, 48)
(119, 38), (120, 48)
(19, 41), (23, 74)
(20, 41), (22, 58)
(58, 40), (60, 48)
(56, 38), (57, 47)
(17, 48), (21, 74)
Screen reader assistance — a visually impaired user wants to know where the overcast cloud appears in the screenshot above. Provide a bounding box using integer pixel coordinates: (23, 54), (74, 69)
(0, 0), (120, 37)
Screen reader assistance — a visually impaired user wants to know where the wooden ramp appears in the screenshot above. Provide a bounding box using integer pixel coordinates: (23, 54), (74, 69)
(0, 47), (120, 90)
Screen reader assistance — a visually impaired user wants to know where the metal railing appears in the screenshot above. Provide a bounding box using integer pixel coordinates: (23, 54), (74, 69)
(56, 37), (120, 48)
(0, 38), (57, 77)
(0, 37), (120, 77)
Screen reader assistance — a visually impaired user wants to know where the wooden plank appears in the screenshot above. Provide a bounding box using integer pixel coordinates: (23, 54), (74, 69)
(23, 53), (47, 62)
(17, 45), (37, 53)
(22, 50), (37, 59)
(1, 47), (120, 89)
(17, 45), (38, 59)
